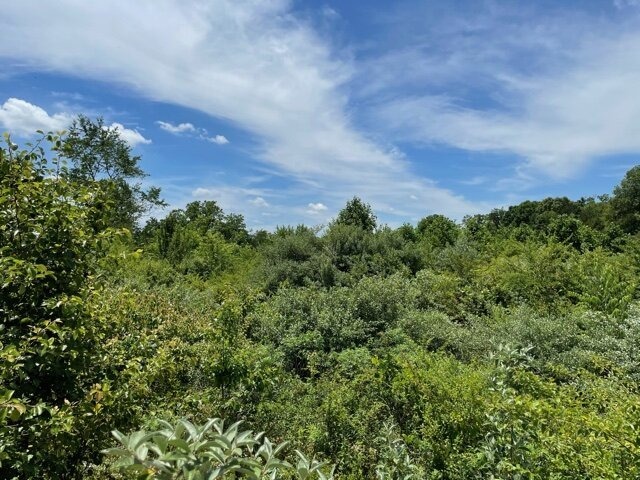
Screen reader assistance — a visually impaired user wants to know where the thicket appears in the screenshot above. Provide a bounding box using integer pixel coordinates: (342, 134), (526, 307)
(1, 124), (640, 479)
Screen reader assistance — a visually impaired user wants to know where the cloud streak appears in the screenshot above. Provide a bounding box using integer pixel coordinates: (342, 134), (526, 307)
(364, 4), (640, 183)
(0, 0), (480, 220)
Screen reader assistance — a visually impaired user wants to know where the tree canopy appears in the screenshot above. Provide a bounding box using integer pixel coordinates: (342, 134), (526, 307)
(61, 115), (165, 231)
(611, 164), (640, 233)
(334, 197), (377, 232)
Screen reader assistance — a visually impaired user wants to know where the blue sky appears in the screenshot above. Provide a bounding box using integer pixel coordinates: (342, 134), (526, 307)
(1, 0), (639, 230)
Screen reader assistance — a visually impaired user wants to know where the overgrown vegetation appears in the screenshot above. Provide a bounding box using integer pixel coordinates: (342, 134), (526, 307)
(2, 123), (640, 478)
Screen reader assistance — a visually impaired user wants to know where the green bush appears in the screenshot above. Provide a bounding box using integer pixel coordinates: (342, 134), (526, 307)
(103, 417), (334, 479)
(0, 133), (124, 478)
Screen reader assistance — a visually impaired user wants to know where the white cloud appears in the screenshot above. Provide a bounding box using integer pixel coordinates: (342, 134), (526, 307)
(376, 35), (640, 180)
(368, 9), (640, 183)
(157, 120), (196, 134)
(615, 0), (640, 9)
(0, 1), (480, 220)
(307, 202), (328, 214)
(208, 134), (229, 145)
(0, 97), (151, 147)
(158, 120), (228, 145)
(250, 196), (269, 207)
(192, 187), (215, 198)
(460, 176), (489, 186)
(0, 97), (71, 135)
(106, 122), (151, 147)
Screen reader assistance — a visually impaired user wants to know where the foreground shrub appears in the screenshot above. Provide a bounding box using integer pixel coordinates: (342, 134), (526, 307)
(103, 417), (334, 479)
(0, 133), (124, 478)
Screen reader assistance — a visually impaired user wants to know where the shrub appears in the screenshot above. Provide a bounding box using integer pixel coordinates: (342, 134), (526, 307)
(103, 417), (334, 479)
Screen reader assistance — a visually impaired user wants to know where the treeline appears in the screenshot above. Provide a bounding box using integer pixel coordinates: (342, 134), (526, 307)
(1, 121), (640, 479)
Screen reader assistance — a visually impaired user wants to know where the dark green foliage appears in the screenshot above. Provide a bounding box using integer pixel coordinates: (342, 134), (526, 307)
(183, 200), (250, 244)
(334, 197), (377, 232)
(417, 214), (459, 248)
(487, 196), (582, 230)
(324, 223), (370, 273)
(611, 164), (640, 233)
(258, 223), (426, 291)
(144, 200), (250, 280)
(250, 275), (409, 375)
(259, 225), (328, 290)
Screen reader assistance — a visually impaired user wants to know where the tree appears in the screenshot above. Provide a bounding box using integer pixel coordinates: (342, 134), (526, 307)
(417, 214), (459, 248)
(61, 115), (164, 231)
(182, 200), (249, 243)
(0, 133), (120, 477)
(185, 200), (224, 232)
(335, 197), (377, 232)
(611, 165), (640, 233)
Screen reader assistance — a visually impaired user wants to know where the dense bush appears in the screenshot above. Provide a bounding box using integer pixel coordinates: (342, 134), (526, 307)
(0, 133), (123, 478)
(3, 126), (640, 478)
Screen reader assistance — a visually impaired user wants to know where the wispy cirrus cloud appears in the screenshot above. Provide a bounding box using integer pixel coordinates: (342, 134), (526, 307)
(4, 1), (632, 223)
(0, 0), (480, 221)
(614, 0), (640, 9)
(362, 3), (640, 186)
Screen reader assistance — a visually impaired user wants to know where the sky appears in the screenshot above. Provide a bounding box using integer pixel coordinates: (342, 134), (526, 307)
(0, 0), (639, 230)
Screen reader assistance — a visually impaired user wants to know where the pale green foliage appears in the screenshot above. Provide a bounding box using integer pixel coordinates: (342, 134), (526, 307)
(576, 248), (637, 318)
(478, 241), (577, 312)
(103, 417), (333, 480)
(375, 422), (423, 480)
(478, 345), (537, 479)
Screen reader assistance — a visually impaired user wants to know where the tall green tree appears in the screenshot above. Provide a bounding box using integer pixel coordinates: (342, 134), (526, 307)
(417, 214), (459, 248)
(335, 197), (377, 233)
(61, 115), (164, 231)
